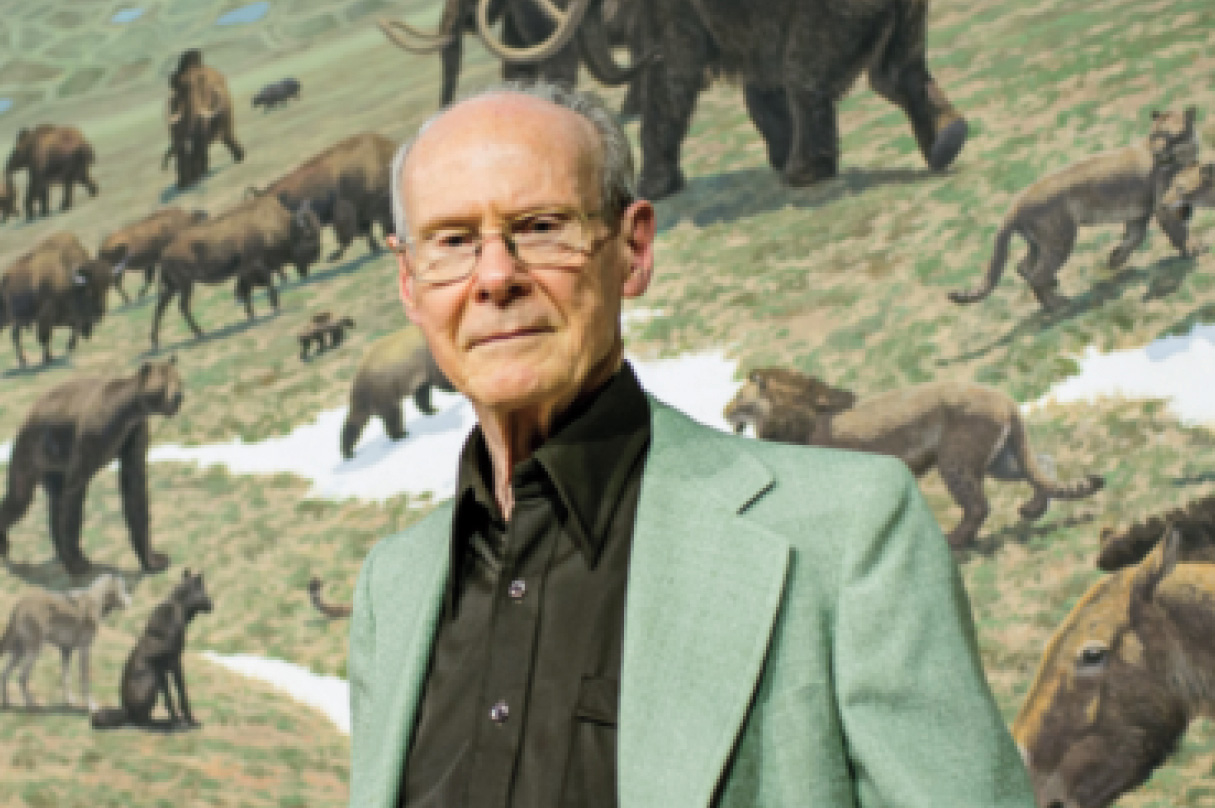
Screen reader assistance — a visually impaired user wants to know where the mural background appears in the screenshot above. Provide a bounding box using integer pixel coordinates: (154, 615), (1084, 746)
(0, 0), (1214, 804)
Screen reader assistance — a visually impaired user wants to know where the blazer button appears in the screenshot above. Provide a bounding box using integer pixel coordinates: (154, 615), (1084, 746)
(508, 579), (527, 600)
(490, 700), (510, 724)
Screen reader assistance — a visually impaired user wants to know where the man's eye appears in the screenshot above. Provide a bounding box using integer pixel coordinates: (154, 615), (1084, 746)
(428, 230), (476, 249)
(514, 214), (572, 236)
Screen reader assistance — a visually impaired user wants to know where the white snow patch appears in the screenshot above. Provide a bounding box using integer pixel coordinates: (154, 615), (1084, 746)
(0, 441), (9, 464)
(146, 350), (740, 502)
(203, 652), (350, 735)
(1033, 324), (1215, 424)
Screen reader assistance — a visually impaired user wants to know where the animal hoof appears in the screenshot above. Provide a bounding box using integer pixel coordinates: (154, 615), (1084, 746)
(638, 167), (686, 201)
(781, 160), (837, 188)
(63, 556), (93, 576)
(142, 551), (171, 574)
(929, 118), (969, 172)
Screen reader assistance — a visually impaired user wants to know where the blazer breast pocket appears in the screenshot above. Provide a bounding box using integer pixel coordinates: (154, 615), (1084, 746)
(560, 675), (619, 808)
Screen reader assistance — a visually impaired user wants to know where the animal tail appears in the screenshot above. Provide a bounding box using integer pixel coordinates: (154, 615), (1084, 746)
(1007, 413), (1104, 501)
(308, 577), (352, 619)
(90, 707), (128, 729)
(948, 219), (1016, 305)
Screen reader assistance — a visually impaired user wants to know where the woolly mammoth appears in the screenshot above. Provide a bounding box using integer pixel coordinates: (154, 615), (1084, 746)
(164, 49), (245, 189)
(5, 124), (99, 220)
(484, 0), (969, 199)
(378, 0), (642, 109)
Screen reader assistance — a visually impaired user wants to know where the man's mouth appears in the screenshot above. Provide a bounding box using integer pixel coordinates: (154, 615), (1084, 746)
(468, 326), (551, 348)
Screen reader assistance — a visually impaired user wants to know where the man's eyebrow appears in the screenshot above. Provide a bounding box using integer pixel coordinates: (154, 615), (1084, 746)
(416, 204), (584, 232)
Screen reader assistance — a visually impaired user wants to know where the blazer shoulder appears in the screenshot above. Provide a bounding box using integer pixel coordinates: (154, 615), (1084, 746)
(359, 500), (454, 582)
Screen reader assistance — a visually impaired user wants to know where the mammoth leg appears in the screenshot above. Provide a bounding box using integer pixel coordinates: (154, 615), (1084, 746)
(221, 114), (245, 164)
(60, 178), (75, 212)
(439, 33), (464, 108)
(1109, 216), (1149, 269)
(120, 423), (168, 573)
(299, 336), (311, 361)
(867, 0), (967, 171)
(330, 200), (358, 262)
(80, 166), (99, 198)
(0, 453), (39, 559)
(22, 180), (37, 220)
(380, 403), (406, 441)
(636, 23), (713, 200)
(743, 83), (793, 172)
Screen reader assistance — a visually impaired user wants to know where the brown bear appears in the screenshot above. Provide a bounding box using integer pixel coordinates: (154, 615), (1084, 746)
(341, 328), (455, 459)
(0, 359), (183, 576)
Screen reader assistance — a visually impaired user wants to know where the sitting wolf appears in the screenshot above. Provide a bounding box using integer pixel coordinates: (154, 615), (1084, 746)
(0, 573), (131, 710)
(724, 368), (1105, 548)
(91, 569), (212, 730)
(949, 107), (1201, 311)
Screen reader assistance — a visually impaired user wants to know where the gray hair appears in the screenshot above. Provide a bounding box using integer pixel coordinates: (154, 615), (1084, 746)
(389, 80), (636, 240)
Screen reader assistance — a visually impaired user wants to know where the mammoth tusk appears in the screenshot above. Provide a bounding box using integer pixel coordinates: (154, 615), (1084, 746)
(575, 0), (652, 86)
(111, 256), (130, 275)
(377, 18), (455, 55)
(532, 0), (565, 24)
(73, 272), (88, 286)
(475, 0), (594, 64)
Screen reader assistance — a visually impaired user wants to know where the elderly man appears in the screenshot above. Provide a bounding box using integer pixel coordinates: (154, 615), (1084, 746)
(350, 82), (1035, 808)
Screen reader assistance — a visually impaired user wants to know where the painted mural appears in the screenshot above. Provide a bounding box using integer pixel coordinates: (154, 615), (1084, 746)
(0, 0), (1214, 804)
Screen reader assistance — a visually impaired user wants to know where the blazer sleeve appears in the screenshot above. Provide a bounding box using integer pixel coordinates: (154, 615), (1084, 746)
(831, 458), (1037, 808)
(348, 546), (377, 808)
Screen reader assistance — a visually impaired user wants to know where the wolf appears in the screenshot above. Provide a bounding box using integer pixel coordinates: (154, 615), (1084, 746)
(0, 573), (131, 710)
(91, 569), (212, 730)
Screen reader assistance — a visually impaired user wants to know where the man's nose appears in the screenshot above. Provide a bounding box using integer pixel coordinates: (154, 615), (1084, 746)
(473, 232), (529, 303)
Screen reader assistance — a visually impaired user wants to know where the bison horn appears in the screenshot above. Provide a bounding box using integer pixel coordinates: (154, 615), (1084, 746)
(377, 17), (455, 55)
(111, 256), (129, 276)
(475, 0), (595, 64)
(73, 271), (88, 286)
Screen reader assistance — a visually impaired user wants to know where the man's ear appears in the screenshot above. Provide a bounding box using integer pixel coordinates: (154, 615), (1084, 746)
(621, 200), (657, 299)
(389, 234), (420, 323)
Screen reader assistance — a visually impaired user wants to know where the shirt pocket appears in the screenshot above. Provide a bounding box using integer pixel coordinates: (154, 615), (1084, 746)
(560, 675), (619, 808)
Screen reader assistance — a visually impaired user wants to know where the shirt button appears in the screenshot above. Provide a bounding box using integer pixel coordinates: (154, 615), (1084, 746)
(508, 579), (527, 600)
(489, 700), (510, 724)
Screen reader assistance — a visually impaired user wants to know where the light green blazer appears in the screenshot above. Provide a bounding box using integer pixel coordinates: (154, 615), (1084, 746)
(348, 398), (1036, 808)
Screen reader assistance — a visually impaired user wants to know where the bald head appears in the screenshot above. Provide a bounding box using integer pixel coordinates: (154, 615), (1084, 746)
(389, 81), (636, 240)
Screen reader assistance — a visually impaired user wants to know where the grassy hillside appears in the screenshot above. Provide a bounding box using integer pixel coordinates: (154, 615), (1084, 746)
(1, 0), (1215, 804)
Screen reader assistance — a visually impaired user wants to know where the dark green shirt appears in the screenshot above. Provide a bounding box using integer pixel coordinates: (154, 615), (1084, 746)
(399, 363), (652, 808)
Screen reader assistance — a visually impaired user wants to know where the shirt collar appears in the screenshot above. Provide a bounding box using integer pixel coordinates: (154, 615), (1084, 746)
(448, 362), (652, 602)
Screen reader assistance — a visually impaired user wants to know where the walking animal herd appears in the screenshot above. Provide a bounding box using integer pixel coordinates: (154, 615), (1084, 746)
(0, 6), (1213, 804)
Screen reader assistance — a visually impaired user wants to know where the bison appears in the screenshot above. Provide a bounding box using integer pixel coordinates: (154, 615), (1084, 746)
(1014, 526), (1215, 808)
(252, 78), (301, 110)
(165, 49), (244, 189)
(249, 132), (395, 262)
(5, 125), (99, 220)
(0, 232), (112, 368)
(151, 195), (321, 349)
(98, 207), (209, 304)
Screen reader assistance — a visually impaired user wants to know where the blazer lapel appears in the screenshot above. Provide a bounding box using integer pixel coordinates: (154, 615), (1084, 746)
(619, 401), (792, 807)
(366, 508), (452, 808)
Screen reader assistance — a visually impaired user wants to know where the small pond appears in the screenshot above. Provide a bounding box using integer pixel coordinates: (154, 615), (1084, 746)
(0, 98), (11, 115)
(110, 7), (145, 23)
(216, 1), (270, 25)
